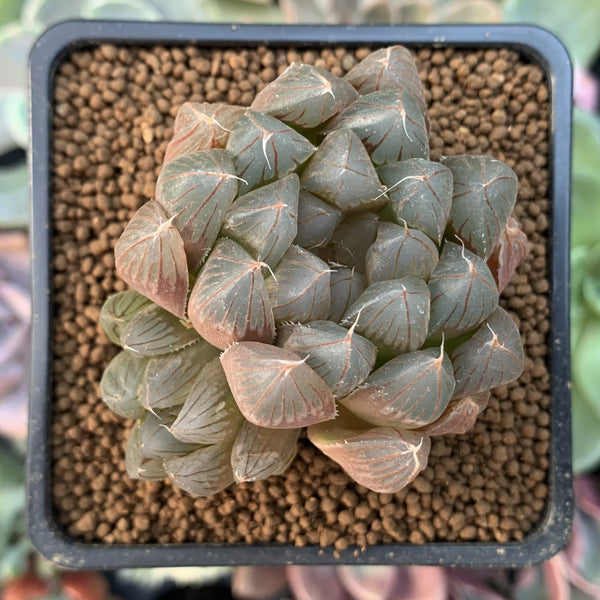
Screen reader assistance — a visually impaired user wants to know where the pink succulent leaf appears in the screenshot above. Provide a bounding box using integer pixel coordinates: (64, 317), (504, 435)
(294, 188), (343, 250)
(99, 350), (148, 419)
(365, 221), (439, 284)
(323, 89), (429, 165)
(163, 441), (235, 497)
(541, 556), (570, 600)
(163, 102), (245, 163)
(574, 476), (600, 521)
(451, 307), (525, 398)
(141, 340), (219, 411)
(286, 566), (352, 600)
(344, 45), (430, 133)
(251, 63), (359, 129)
(308, 409), (431, 493)
(115, 200), (189, 319)
(120, 303), (201, 357)
(221, 173), (299, 269)
(188, 238), (275, 350)
(341, 277), (430, 356)
(300, 129), (388, 212)
(336, 566), (399, 600)
(377, 158), (453, 244)
(417, 391), (490, 436)
(339, 347), (455, 429)
(169, 358), (243, 445)
(277, 320), (377, 398)
(231, 421), (300, 483)
(428, 241), (499, 339)
(156, 148), (239, 272)
(220, 342), (336, 429)
(329, 212), (379, 272)
(125, 420), (167, 481)
(486, 216), (530, 293)
(448, 568), (514, 600)
(328, 267), (366, 323)
(392, 566), (448, 600)
(231, 567), (288, 600)
(266, 245), (331, 323)
(99, 290), (151, 346)
(443, 154), (519, 260)
(226, 110), (316, 194)
(139, 412), (200, 459)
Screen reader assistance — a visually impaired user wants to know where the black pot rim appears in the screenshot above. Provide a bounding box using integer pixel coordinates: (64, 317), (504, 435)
(28, 20), (573, 569)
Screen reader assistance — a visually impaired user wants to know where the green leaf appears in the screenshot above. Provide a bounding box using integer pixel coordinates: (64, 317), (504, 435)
(0, 0), (23, 25)
(571, 245), (590, 349)
(572, 173), (600, 248)
(0, 22), (40, 92)
(115, 200), (189, 319)
(125, 420), (167, 481)
(81, 0), (163, 20)
(573, 107), (600, 180)
(100, 290), (152, 346)
(294, 189), (343, 250)
(220, 342), (336, 429)
(140, 412), (199, 459)
(99, 350), (148, 419)
(0, 161), (28, 227)
(3, 93), (28, 149)
(572, 383), (600, 474)
(328, 267), (366, 324)
(188, 238), (275, 350)
(504, 0), (600, 66)
(583, 255), (600, 318)
(572, 317), (600, 420)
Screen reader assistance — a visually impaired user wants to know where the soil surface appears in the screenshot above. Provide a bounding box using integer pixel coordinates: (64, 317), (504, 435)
(50, 44), (551, 550)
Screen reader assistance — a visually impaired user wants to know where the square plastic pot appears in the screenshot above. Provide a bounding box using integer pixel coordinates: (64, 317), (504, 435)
(28, 21), (573, 569)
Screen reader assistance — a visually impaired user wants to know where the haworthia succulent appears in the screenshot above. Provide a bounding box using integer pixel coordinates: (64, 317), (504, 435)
(341, 277), (430, 356)
(251, 63), (358, 129)
(188, 238), (275, 350)
(139, 412), (199, 459)
(220, 173), (299, 269)
(451, 307), (525, 398)
(125, 421), (167, 481)
(155, 149), (239, 272)
(226, 110), (316, 194)
(220, 342), (336, 429)
(328, 267), (366, 324)
(163, 102), (245, 163)
(418, 391), (490, 437)
(377, 158), (453, 244)
(231, 422), (301, 483)
(428, 241), (499, 339)
(300, 129), (388, 212)
(443, 154), (519, 260)
(99, 290), (151, 346)
(339, 347), (455, 429)
(328, 212), (379, 272)
(294, 188), (343, 250)
(114, 200), (189, 319)
(99, 350), (148, 419)
(266, 245), (331, 323)
(277, 320), (377, 398)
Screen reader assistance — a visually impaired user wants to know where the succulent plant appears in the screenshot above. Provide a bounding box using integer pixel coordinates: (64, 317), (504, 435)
(99, 44), (527, 498)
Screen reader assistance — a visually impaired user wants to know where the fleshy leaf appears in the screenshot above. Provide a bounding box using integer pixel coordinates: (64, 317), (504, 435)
(417, 391), (490, 436)
(141, 340), (219, 411)
(155, 148), (238, 271)
(250, 63), (358, 129)
(487, 216), (530, 293)
(169, 358), (243, 445)
(451, 307), (525, 398)
(377, 158), (453, 244)
(188, 238), (275, 350)
(294, 189), (343, 250)
(226, 110), (316, 194)
(114, 200), (189, 319)
(277, 320), (377, 398)
(341, 277), (430, 356)
(266, 245), (330, 323)
(221, 173), (299, 268)
(365, 221), (439, 284)
(328, 267), (366, 323)
(163, 102), (244, 162)
(99, 290), (151, 346)
(328, 212), (379, 272)
(323, 89), (429, 165)
(231, 422), (300, 483)
(139, 412), (199, 459)
(344, 45), (430, 133)
(300, 129), (388, 212)
(125, 421), (167, 481)
(340, 347), (455, 428)
(99, 350), (148, 419)
(443, 155), (519, 260)
(121, 303), (201, 356)
(164, 442), (234, 497)
(308, 408), (430, 494)
(428, 241), (499, 338)
(220, 342), (336, 429)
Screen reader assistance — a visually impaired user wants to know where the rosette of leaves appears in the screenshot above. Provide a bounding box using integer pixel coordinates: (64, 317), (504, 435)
(98, 45), (528, 498)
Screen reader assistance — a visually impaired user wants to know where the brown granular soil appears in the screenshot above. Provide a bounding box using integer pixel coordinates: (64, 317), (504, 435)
(50, 43), (551, 550)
